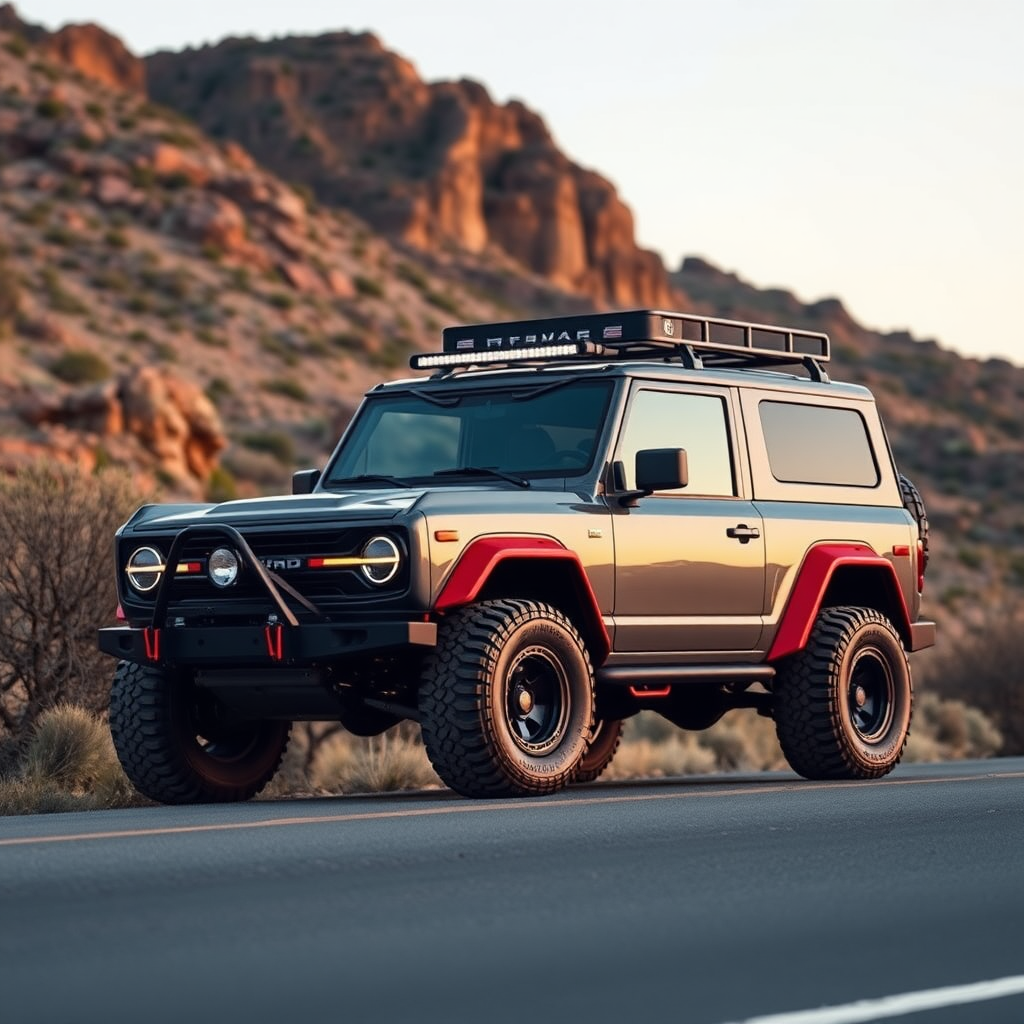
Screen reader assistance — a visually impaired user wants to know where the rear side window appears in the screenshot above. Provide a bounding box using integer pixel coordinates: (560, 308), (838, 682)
(759, 401), (879, 487)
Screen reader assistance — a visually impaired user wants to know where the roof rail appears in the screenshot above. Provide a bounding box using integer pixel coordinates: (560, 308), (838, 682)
(410, 309), (831, 381)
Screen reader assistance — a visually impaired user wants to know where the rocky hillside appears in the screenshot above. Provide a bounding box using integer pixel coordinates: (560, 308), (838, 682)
(0, 4), (1021, 645)
(0, 7), (586, 498)
(145, 32), (677, 308)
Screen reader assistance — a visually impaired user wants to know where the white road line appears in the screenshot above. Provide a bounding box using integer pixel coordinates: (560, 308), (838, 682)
(724, 975), (1024, 1024)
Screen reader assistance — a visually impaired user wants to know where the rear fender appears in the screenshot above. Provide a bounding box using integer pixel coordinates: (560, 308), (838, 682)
(768, 544), (912, 660)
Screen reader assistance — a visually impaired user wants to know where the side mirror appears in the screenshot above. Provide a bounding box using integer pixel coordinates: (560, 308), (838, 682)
(635, 448), (688, 493)
(292, 469), (321, 495)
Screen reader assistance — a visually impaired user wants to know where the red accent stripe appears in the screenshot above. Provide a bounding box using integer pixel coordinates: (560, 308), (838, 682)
(143, 627), (160, 662)
(434, 536), (610, 663)
(264, 624), (283, 661)
(307, 557), (326, 569)
(767, 544), (912, 661)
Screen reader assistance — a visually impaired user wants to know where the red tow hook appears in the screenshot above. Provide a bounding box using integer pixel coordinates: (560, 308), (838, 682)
(264, 623), (284, 662)
(143, 627), (161, 662)
(629, 685), (671, 698)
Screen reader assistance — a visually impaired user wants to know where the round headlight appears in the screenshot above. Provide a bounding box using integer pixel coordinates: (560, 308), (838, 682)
(361, 535), (400, 585)
(126, 546), (164, 593)
(208, 547), (240, 588)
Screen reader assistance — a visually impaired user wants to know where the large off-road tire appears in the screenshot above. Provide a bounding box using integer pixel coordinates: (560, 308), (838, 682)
(418, 599), (595, 798)
(109, 660), (291, 804)
(773, 607), (912, 780)
(575, 718), (623, 783)
(898, 473), (929, 571)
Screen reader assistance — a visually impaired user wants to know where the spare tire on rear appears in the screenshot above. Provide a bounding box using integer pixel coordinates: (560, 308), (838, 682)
(898, 474), (929, 571)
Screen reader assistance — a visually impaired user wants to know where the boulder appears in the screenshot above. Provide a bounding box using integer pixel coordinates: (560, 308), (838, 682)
(168, 191), (247, 253)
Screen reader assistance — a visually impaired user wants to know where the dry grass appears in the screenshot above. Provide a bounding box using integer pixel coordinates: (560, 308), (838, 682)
(0, 704), (139, 815)
(312, 729), (439, 795)
(904, 691), (1003, 762)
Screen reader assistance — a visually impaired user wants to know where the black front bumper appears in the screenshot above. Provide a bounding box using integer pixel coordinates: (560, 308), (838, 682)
(98, 619), (437, 667)
(103, 520), (436, 668)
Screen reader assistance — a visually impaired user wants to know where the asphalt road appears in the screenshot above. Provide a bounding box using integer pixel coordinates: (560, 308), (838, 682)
(1, 759), (1023, 1024)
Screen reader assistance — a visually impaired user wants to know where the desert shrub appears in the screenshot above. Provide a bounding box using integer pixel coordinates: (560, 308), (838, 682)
(0, 250), (21, 337)
(23, 703), (111, 789)
(267, 291), (295, 310)
(904, 692), (1002, 762)
(425, 288), (461, 316)
(41, 267), (87, 314)
(925, 611), (1024, 752)
(604, 734), (717, 780)
(240, 430), (296, 466)
(205, 465), (237, 503)
(354, 275), (384, 299)
(4, 35), (29, 58)
(312, 729), (438, 794)
(262, 377), (308, 401)
(396, 262), (429, 291)
(0, 465), (142, 736)
(49, 349), (111, 383)
(0, 704), (138, 815)
(35, 96), (67, 119)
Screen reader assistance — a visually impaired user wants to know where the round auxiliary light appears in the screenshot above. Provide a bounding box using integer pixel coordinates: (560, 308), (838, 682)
(126, 546), (164, 593)
(208, 547), (240, 588)
(360, 535), (400, 585)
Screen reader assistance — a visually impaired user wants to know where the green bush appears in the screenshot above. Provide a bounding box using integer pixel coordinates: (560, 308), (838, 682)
(206, 465), (238, 503)
(0, 252), (21, 337)
(354, 275), (385, 299)
(262, 377), (308, 401)
(35, 96), (67, 119)
(241, 430), (296, 466)
(4, 35), (29, 58)
(49, 349), (111, 384)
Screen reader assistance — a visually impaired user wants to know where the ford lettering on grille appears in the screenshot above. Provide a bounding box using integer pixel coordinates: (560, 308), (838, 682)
(260, 557), (302, 571)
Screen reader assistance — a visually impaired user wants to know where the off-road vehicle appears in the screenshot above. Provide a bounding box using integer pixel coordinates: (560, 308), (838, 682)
(99, 309), (935, 803)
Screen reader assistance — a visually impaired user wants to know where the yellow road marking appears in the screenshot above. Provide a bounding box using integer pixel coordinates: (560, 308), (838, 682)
(1, 770), (1021, 849)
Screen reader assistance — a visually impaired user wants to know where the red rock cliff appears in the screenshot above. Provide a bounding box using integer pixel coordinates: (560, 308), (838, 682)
(146, 33), (677, 307)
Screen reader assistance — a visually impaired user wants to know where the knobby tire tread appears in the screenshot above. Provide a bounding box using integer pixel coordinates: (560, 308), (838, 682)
(419, 599), (593, 798)
(773, 606), (911, 781)
(109, 660), (289, 804)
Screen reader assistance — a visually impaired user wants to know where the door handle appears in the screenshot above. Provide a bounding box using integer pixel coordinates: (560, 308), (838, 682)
(726, 524), (761, 543)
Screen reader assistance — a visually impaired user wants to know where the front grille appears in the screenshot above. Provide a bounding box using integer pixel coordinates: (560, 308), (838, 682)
(121, 526), (409, 614)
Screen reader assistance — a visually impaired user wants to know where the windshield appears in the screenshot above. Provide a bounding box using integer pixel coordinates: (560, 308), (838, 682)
(324, 379), (614, 486)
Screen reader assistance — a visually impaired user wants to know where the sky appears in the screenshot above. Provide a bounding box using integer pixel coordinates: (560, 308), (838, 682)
(14, 0), (1024, 367)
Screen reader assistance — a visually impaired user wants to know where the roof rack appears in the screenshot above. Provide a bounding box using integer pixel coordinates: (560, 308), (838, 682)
(410, 310), (831, 382)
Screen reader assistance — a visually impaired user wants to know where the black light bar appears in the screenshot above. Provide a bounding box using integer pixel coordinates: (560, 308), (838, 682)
(411, 309), (830, 371)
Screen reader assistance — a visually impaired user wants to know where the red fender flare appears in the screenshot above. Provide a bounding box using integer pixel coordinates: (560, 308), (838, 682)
(434, 536), (610, 662)
(767, 543), (912, 661)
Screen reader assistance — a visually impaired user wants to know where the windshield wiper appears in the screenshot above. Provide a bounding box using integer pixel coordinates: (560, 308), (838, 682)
(332, 474), (411, 488)
(432, 467), (530, 489)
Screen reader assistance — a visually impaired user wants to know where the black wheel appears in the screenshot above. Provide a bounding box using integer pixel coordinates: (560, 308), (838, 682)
(575, 718), (623, 783)
(418, 599), (595, 798)
(109, 660), (291, 804)
(773, 607), (912, 780)
(898, 473), (929, 571)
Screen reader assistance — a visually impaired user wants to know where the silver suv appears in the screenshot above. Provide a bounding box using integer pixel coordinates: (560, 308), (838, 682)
(99, 309), (935, 803)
